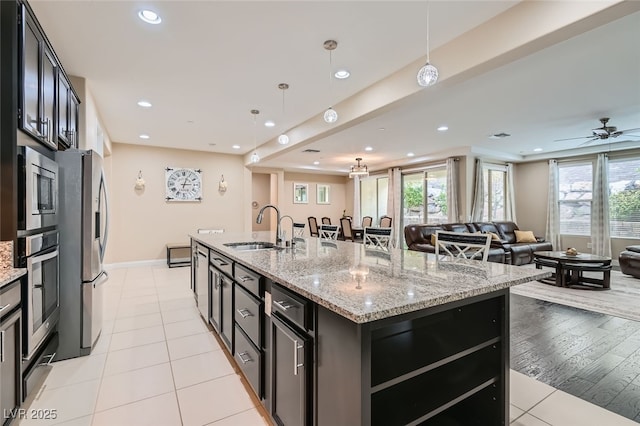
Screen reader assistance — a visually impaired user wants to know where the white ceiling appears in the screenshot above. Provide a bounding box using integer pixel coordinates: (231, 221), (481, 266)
(31, 1), (640, 175)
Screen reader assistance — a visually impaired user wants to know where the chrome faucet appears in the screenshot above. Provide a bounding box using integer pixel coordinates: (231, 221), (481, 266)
(256, 204), (283, 246)
(279, 215), (295, 246)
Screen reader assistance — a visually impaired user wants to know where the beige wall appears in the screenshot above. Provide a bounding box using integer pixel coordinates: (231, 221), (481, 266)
(252, 173), (271, 232)
(106, 143), (245, 263)
(281, 172), (349, 232)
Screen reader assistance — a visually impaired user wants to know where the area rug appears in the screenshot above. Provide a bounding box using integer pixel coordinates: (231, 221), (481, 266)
(510, 268), (640, 322)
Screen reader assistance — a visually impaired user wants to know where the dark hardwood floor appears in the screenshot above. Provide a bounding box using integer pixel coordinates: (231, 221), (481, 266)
(510, 293), (640, 422)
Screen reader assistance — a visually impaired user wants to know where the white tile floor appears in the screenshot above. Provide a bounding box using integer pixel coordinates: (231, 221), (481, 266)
(17, 265), (638, 426)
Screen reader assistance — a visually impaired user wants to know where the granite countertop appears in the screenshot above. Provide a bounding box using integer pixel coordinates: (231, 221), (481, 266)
(191, 231), (551, 324)
(0, 268), (27, 289)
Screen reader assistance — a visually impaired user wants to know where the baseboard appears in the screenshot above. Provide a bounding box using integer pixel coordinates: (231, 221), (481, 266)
(105, 259), (167, 269)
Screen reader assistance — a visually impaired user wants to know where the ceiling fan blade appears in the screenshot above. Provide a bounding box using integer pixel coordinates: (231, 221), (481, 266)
(554, 135), (593, 142)
(621, 127), (640, 133)
(578, 137), (600, 147)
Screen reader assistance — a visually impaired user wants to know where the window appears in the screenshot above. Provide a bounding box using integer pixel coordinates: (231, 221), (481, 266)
(482, 166), (506, 222)
(402, 167), (447, 226)
(558, 162), (592, 235)
(360, 176), (388, 225)
(609, 157), (640, 238)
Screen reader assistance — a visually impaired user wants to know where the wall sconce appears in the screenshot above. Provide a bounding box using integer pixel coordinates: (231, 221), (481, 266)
(135, 170), (145, 189)
(218, 175), (227, 193)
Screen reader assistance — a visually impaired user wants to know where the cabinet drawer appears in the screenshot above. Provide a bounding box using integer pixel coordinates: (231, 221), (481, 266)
(271, 284), (311, 331)
(234, 325), (262, 398)
(235, 284), (263, 348)
(234, 263), (262, 298)
(0, 278), (22, 319)
(210, 251), (233, 277)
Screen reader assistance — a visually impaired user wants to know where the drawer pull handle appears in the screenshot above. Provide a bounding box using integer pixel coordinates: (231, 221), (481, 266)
(236, 308), (253, 319)
(237, 351), (253, 364)
(211, 258), (228, 266)
(39, 352), (56, 366)
(239, 276), (254, 282)
(273, 300), (295, 311)
(0, 330), (4, 363)
(0, 303), (11, 313)
(293, 340), (304, 375)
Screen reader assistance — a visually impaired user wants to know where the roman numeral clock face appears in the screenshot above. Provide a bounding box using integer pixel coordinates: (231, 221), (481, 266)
(165, 167), (202, 201)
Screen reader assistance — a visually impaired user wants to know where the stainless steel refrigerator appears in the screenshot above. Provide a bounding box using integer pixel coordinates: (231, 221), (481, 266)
(56, 149), (109, 360)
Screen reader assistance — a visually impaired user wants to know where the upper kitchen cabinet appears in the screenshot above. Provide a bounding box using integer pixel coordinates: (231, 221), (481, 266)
(18, 2), (80, 151)
(57, 73), (79, 149)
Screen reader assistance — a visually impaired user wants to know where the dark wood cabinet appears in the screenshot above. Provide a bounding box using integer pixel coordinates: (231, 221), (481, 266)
(19, 4), (57, 150)
(271, 312), (312, 426)
(220, 274), (233, 351)
(56, 73), (79, 149)
(0, 278), (23, 426)
(195, 244), (209, 321)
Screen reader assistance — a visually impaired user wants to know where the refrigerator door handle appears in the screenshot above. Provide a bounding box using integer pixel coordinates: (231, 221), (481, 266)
(98, 169), (110, 263)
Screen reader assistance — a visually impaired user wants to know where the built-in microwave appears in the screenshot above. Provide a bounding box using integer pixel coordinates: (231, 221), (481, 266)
(17, 146), (58, 234)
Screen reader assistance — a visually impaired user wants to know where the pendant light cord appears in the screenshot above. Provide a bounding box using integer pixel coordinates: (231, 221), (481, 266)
(426, 2), (431, 63)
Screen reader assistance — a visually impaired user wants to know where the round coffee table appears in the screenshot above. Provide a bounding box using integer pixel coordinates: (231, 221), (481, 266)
(533, 251), (612, 290)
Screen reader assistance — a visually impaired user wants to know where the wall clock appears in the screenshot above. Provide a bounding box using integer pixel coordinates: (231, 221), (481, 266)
(165, 167), (202, 201)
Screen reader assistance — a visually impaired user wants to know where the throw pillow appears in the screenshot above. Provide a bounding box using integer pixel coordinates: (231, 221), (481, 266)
(430, 233), (437, 245)
(489, 232), (501, 241)
(514, 230), (536, 243)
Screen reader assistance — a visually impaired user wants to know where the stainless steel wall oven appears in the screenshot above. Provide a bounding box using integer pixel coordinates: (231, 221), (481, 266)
(17, 146), (58, 234)
(18, 230), (59, 360)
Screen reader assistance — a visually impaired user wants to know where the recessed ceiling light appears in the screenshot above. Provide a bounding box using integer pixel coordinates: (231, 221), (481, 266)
(139, 134), (150, 139)
(334, 69), (350, 79)
(407, 152), (415, 157)
(264, 120), (275, 128)
(313, 161), (320, 165)
(138, 10), (162, 25)
(137, 100), (152, 108)
(533, 147), (543, 152)
(364, 146), (373, 152)
(437, 125), (448, 132)
(378, 127), (385, 131)
(232, 145), (240, 149)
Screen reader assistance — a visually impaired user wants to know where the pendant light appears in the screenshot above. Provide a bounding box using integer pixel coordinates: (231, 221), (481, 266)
(417, 2), (438, 87)
(250, 109), (260, 163)
(349, 158), (369, 178)
(323, 40), (338, 123)
(277, 83), (290, 145)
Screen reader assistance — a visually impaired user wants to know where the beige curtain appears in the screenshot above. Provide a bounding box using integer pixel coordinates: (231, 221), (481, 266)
(470, 159), (484, 221)
(545, 159), (561, 250)
(592, 153), (611, 257)
(446, 158), (460, 222)
(386, 167), (402, 247)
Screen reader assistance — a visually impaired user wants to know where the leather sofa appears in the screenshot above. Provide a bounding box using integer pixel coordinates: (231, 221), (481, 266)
(619, 245), (640, 278)
(404, 221), (553, 265)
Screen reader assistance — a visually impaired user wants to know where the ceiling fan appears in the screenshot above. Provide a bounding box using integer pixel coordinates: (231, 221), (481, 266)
(555, 117), (640, 145)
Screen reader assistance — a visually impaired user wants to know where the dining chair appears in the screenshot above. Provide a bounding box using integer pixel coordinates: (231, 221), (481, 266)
(321, 217), (332, 225)
(320, 225), (339, 240)
(293, 222), (306, 238)
(434, 231), (491, 262)
(362, 216), (373, 228)
(340, 217), (355, 241)
(364, 227), (392, 249)
(379, 215), (392, 228)
(308, 216), (319, 237)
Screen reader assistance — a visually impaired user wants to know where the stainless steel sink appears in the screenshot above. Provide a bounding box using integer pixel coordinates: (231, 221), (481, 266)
(224, 241), (278, 251)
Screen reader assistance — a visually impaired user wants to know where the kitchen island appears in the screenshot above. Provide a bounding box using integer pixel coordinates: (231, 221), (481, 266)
(191, 231), (550, 425)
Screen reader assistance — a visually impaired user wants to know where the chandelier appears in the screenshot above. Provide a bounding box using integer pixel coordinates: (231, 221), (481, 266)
(349, 158), (369, 178)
